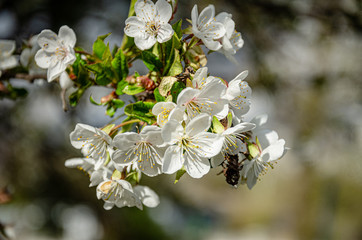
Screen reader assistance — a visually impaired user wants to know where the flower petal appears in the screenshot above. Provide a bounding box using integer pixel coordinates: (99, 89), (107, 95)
(58, 25), (76, 48)
(134, 35), (156, 50)
(210, 152), (225, 167)
(124, 16), (146, 38)
(59, 71), (73, 89)
(34, 49), (52, 69)
(198, 4), (215, 27)
(133, 186), (160, 208)
(192, 67), (208, 89)
(155, 0), (172, 23)
(260, 139), (285, 162)
(161, 119), (183, 144)
(113, 132), (141, 151)
(176, 87), (199, 106)
(47, 60), (66, 82)
(202, 38), (222, 51)
(162, 145), (183, 174)
(191, 132), (223, 158)
(185, 113), (211, 137)
(184, 152), (210, 178)
(0, 40), (15, 56)
(37, 30), (59, 52)
(157, 23), (174, 43)
(135, 0), (156, 22)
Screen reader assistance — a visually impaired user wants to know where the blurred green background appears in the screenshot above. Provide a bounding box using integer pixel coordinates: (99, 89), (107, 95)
(0, 0), (361, 239)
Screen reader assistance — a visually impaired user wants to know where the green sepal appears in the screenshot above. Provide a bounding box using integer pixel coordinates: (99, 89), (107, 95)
(93, 33), (111, 59)
(142, 51), (163, 72)
(126, 170), (141, 184)
(111, 169), (123, 180)
(212, 116), (225, 134)
(154, 87), (165, 102)
(248, 143), (260, 159)
(174, 168), (186, 184)
(102, 124), (115, 135)
(227, 112), (233, 128)
(170, 81), (185, 103)
(124, 101), (156, 124)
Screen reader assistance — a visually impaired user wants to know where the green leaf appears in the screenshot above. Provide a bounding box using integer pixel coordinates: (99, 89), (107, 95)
(172, 19), (183, 39)
(142, 51), (163, 72)
(122, 84), (145, 95)
(116, 80), (128, 95)
(174, 168), (186, 184)
(111, 48), (128, 81)
(212, 116), (225, 134)
(158, 76), (177, 96)
(106, 104), (116, 117)
(163, 34), (182, 75)
(154, 88), (165, 102)
(170, 81), (185, 103)
(89, 94), (103, 105)
(69, 88), (87, 107)
(112, 99), (125, 108)
(124, 101), (156, 124)
(93, 33), (111, 59)
(167, 49), (183, 76)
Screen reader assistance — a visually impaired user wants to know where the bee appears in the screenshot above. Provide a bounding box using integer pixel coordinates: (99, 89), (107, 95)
(221, 153), (242, 187)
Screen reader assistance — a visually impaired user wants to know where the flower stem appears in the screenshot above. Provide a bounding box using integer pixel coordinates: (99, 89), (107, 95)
(110, 119), (141, 132)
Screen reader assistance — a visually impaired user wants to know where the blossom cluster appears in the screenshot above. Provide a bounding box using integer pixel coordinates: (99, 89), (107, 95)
(0, 0), (287, 210)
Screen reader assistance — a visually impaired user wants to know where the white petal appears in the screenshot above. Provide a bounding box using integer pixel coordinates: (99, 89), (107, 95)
(155, 0), (172, 23)
(134, 35), (157, 50)
(201, 22), (226, 40)
(111, 149), (136, 166)
(143, 130), (164, 146)
(20, 48), (31, 66)
(191, 132), (223, 158)
(191, 5), (199, 27)
(198, 4), (215, 27)
(255, 129), (279, 148)
(34, 50), (51, 69)
(0, 40), (15, 56)
(37, 30), (59, 52)
(185, 113), (211, 137)
(112, 132), (141, 151)
(176, 87), (199, 106)
(59, 71), (73, 89)
(162, 145), (183, 174)
(152, 102), (176, 115)
(69, 123), (97, 149)
(161, 119), (183, 144)
(0, 56), (17, 70)
(203, 38), (222, 51)
(251, 114), (268, 127)
(260, 139), (285, 162)
(215, 12), (232, 23)
(58, 25), (76, 48)
(133, 186), (160, 208)
(210, 152), (225, 167)
(135, 0), (156, 22)
(192, 67), (208, 89)
(223, 122), (255, 135)
(184, 152), (210, 178)
(47, 60), (66, 82)
(157, 23), (174, 43)
(124, 16), (146, 38)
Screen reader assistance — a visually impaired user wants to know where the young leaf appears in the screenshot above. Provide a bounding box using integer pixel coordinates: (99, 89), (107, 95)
(158, 76), (177, 96)
(122, 84), (145, 95)
(172, 19), (183, 39)
(167, 49), (183, 76)
(93, 33), (111, 59)
(124, 101), (156, 124)
(89, 94), (103, 105)
(112, 99), (125, 108)
(154, 88), (165, 102)
(170, 81), (185, 103)
(111, 48), (128, 81)
(142, 51), (163, 72)
(116, 80), (128, 95)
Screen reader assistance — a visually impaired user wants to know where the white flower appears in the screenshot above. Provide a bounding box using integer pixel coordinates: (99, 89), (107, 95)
(215, 12), (244, 61)
(224, 70), (251, 120)
(124, 0), (174, 50)
(0, 40), (18, 75)
(211, 122), (255, 167)
(176, 78), (228, 120)
(240, 114), (287, 189)
(152, 101), (176, 127)
(191, 4), (226, 51)
(35, 25), (76, 82)
(161, 114), (224, 178)
(133, 185), (160, 208)
(20, 34), (46, 76)
(96, 179), (143, 210)
(191, 67), (224, 90)
(64, 157), (112, 187)
(111, 126), (165, 177)
(69, 123), (112, 170)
